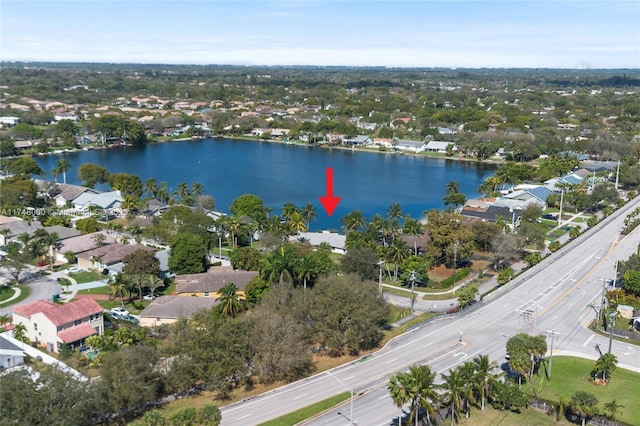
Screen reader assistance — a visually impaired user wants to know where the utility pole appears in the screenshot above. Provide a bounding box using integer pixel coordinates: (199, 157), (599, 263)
(546, 330), (560, 380)
(378, 260), (384, 297)
(558, 188), (564, 226)
(410, 270), (417, 313)
(615, 159), (620, 190)
(608, 311), (617, 354)
(452, 241), (459, 289)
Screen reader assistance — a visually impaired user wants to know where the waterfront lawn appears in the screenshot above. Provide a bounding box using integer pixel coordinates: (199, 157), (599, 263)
(522, 356), (639, 425)
(457, 403), (572, 426)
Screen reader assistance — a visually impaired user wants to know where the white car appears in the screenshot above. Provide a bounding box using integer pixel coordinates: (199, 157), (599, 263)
(142, 294), (155, 301)
(110, 307), (130, 317)
(66, 266), (83, 274)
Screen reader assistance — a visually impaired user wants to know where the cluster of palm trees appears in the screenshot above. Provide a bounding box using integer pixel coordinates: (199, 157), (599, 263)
(388, 355), (496, 426)
(340, 203), (426, 282)
(143, 178), (205, 207)
(108, 273), (163, 305)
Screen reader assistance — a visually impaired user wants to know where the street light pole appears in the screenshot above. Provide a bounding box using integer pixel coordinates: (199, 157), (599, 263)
(326, 372), (354, 425)
(608, 311), (617, 354)
(410, 270), (417, 313)
(546, 330), (560, 380)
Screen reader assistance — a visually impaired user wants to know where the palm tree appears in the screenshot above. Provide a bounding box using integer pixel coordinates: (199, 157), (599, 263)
(389, 238), (410, 281)
(146, 274), (164, 297)
(301, 202), (317, 230)
(388, 365), (439, 426)
(387, 202), (404, 235)
(459, 362), (476, 418)
(144, 177), (159, 199)
(44, 232), (59, 270)
(51, 166), (60, 183)
(570, 391), (598, 426)
(509, 352), (530, 386)
(109, 273), (129, 305)
(0, 313), (11, 329)
(12, 322), (27, 343)
(296, 254), (318, 290)
(259, 244), (298, 287)
(604, 399), (623, 421)
(472, 354), (496, 411)
(281, 202), (299, 222)
(594, 352), (618, 384)
(288, 211), (307, 235)
(440, 367), (464, 426)
(174, 182), (189, 203)
(55, 158), (71, 184)
(217, 282), (243, 318)
(403, 217), (424, 255)
(341, 209), (366, 233)
(191, 182), (204, 199)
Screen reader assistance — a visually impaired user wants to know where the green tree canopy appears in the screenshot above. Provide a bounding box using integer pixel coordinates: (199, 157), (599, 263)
(168, 232), (207, 274)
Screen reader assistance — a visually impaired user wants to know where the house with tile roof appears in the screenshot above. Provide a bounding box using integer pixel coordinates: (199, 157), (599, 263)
(174, 266), (258, 299)
(12, 298), (104, 353)
(75, 243), (154, 271)
(139, 296), (219, 327)
(54, 231), (116, 263)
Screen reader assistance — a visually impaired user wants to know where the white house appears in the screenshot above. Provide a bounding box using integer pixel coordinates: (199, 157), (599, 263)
(12, 298), (104, 353)
(395, 139), (426, 153)
(424, 141), (456, 153)
(0, 334), (25, 369)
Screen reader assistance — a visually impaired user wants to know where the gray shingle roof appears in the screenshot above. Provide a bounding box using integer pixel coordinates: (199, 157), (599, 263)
(140, 296), (218, 319)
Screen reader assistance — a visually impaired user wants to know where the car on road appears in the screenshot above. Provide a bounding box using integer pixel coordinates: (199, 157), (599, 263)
(66, 266), (83, 274)
(110, 307), (130, 316)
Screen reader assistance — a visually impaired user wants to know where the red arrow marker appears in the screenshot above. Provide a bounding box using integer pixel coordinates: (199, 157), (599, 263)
(318, 167), (341, 217)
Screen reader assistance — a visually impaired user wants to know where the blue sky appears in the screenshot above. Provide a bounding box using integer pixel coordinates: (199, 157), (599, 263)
(2, 1), (639, 68)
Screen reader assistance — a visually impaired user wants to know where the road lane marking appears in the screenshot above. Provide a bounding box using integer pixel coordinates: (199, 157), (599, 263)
(235, 414), (253, 420)
(583, 335), (595, 347)
(292, 393), (308, 401)
(385, 358), (397, 364)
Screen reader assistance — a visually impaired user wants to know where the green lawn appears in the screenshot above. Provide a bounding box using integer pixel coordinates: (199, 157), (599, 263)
(522, 356), (640, 425)
(0, 285), (30, 307)
(257, 392), (350, 426)
(68, 271), (108, 284)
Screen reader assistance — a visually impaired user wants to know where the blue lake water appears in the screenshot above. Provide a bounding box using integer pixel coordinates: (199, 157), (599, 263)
(35, 138), (495, 230)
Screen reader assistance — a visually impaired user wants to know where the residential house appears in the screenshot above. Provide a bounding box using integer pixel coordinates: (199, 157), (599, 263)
(342, 135), (373, 146)
(499, 186), (554, 210)
(0, 116), (20, 128)
(424, 141), (456, 153)
(13, 140), (33, 152)
(55, 231), (116, 264)
(12, 298), (104, 352)
(460, 204), (520, 229)
(139, 296), (218, 327)
(174, 266), (259, 299)
(395, 139), (426, 153)
(72, 190), (122, 212)
(0, 335), (25, 369)
(76, 243), (154, 272)
(372, 138), (394, 148)
(0, 216), (43, 246)
(289, 231), (347, 254)
(52, 183), (99, 207)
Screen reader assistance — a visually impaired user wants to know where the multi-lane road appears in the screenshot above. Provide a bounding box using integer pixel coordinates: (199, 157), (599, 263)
(221, 200), (640, 426)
